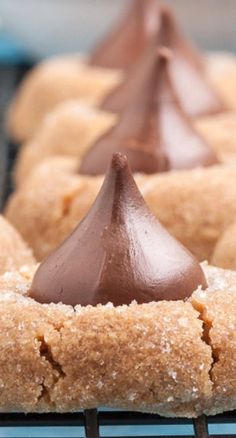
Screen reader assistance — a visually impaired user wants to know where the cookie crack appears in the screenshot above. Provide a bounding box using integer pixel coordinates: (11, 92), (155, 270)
(37, 332), (65, 406)
(38, 379), (53, 406)
(191, 300), (220, 385)
(39, 335), (65, 378)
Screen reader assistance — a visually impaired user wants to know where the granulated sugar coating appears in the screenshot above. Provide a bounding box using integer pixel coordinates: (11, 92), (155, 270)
(0, 263), (236, 417)
(192, 264), (236, 415)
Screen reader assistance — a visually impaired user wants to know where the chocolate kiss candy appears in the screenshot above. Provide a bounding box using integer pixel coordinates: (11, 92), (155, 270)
(80, 49), (218, 176)
(89, 0), (161, 70)
(158, 6), (225, 117)
(31, 153), (207, 306)
(101, 5), (224, 117)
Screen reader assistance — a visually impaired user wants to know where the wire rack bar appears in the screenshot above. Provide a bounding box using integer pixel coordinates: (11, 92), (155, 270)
(1, 410), (236, 428)
(194, 416), (209, 438)
(84, 409), (100, 438)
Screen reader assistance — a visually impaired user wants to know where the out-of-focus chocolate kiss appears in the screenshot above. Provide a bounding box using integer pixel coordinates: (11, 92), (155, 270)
(30, 153), (207, 307)
(89, 0), (161, 70)
(158, 6), (225, 117)
(79, 49), (218, 176)
(101, 5), (224, 117)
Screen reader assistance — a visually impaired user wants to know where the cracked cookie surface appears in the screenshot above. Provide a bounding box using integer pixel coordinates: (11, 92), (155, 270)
(0, 264), (235, 416)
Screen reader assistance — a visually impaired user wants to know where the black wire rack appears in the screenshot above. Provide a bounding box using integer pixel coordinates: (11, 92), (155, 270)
(0, 410), (232, 438)
(0, 65), (236, 438)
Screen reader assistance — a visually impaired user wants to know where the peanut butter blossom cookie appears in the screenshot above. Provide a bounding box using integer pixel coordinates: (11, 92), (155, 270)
(7, 0), (234, 144)
(14, 46), (222, 186)
(1, 154), (236, 417)
(80, 49), (218, 175)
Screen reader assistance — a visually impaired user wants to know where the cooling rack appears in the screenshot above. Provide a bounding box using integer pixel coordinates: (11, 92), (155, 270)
(0, 64), (235, 438)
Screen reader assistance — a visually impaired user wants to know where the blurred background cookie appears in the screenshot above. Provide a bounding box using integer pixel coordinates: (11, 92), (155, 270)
(0, 215), (35, 274)
(6, 0), (236, 145)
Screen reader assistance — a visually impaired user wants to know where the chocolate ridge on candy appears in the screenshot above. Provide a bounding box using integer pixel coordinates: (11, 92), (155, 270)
(89, 0), (161, 70)
(101, 4), (224, 117)
(80, 49), (218, 176)
(30, 153), (207, 306)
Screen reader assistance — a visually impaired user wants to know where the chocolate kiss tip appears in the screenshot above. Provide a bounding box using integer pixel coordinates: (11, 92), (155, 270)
(89, 0), (161, 70)
(111, 152), (128, 170)
(160, 4), (174, 19)
(31, 154), (207, 307)
(156, 46), (173, 60)
(159, 4), (183, 28)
